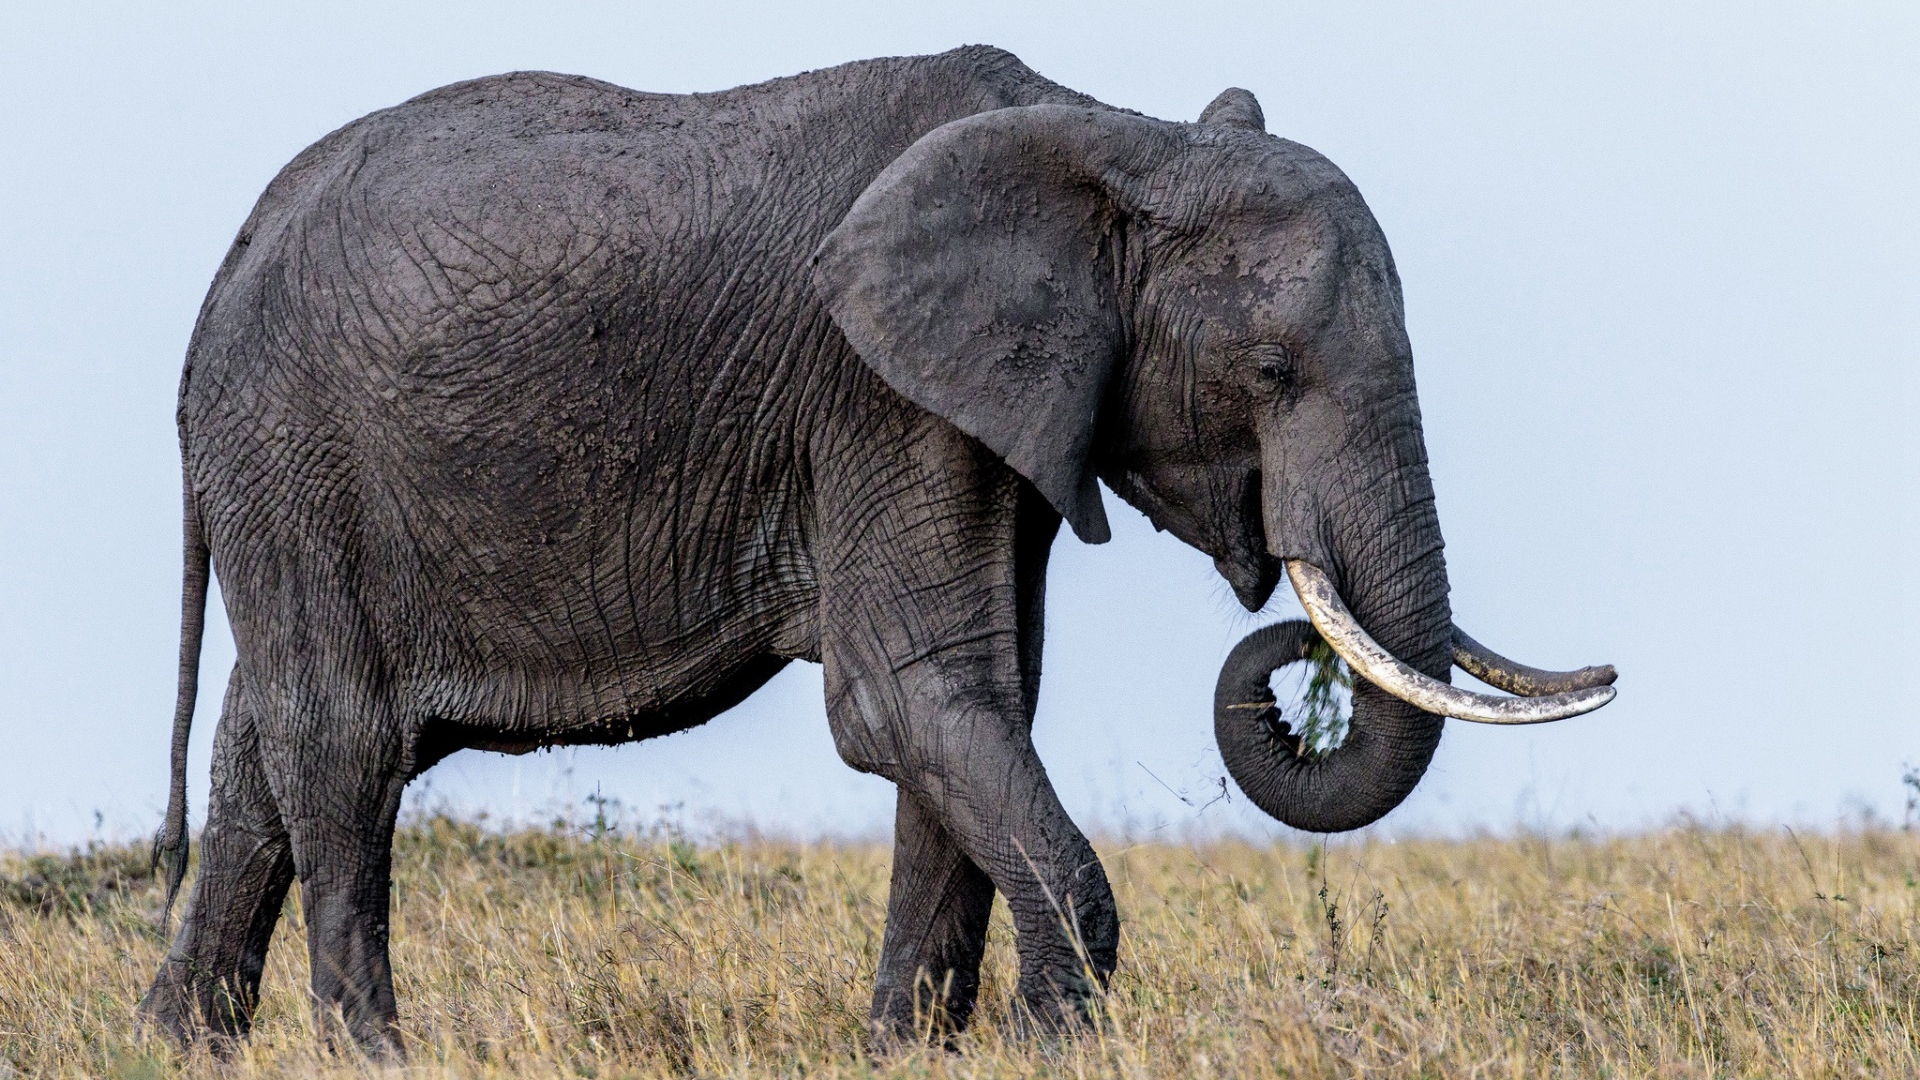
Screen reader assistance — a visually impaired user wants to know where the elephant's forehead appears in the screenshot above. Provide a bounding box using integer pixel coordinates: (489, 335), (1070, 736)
(1155, 222), (1344, 340)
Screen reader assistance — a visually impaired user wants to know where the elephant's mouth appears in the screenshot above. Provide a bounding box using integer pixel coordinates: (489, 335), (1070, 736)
(1100, 463), (1279, 610)
(1213, 468), (1279, 612)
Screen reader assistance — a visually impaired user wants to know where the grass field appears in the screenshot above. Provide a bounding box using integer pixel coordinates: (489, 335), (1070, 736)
(2, 817), (1915, 1078)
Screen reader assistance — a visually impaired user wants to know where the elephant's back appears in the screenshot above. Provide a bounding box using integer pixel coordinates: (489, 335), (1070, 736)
(206, 44), (1098, 277)
(177, 72), (748, 476)
(182, 49), (1098, 426)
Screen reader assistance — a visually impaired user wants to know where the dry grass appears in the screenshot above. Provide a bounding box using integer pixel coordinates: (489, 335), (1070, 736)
(2, 817), (1916, 1078)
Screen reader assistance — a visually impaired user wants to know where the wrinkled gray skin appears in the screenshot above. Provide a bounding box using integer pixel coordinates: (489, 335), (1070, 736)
(141, 47), (1454, 1055)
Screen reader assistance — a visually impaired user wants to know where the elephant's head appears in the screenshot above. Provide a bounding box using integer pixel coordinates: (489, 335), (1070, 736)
(814, 90), (1614, 832)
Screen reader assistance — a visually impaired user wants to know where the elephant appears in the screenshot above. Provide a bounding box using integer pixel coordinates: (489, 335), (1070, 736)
(138, 45), (1615, 1055)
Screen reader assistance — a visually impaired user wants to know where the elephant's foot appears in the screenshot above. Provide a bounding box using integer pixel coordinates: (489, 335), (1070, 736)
(868, 792), (995, 1053)
(868, 967), (978, 1054)
(1005, 968), (1105, 1042)
(313, 1008), (406, 1063)
(137, 958), (255, 1055)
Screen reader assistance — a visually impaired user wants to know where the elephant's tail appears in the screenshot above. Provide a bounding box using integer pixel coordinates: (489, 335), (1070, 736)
(151, 474), (209, 930)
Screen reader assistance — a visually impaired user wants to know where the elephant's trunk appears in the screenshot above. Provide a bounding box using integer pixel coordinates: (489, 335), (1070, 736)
(1215, 469), (1616, 830)
(1213, 619), (1323, 808)
(1221, 417), (1457, 832)
(1213, 612), (1450, 833)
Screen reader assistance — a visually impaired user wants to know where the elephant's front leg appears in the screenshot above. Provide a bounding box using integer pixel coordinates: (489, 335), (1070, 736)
(920, 719), (1117, 1032)
(867, 478), (1061, 1044)
(870, 791), (997, 1043)
(820, 449), (1115, 1036)
(829, 654), (1118, 1034)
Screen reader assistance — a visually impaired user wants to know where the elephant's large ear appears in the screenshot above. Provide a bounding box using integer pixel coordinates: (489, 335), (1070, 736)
(813, 105), (1168, 544)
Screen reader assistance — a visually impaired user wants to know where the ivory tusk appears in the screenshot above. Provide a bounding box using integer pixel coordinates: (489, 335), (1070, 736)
(1285, 561), (1615, 725)
(1451, 626), (1616, 697)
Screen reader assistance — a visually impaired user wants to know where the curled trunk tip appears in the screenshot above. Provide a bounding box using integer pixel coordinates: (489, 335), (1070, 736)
(1212, 618), (1441, 832)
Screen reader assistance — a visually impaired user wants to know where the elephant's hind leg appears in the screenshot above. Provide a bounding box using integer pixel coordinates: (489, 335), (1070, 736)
(267, 703), (411, 1059)
(870, 790), (997, 1045)
(140, 670), (296, 1049)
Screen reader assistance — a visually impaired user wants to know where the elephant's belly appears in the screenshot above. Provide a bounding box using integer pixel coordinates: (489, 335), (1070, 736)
(421, 650), (795, 758)
(354, 399), (820, 740)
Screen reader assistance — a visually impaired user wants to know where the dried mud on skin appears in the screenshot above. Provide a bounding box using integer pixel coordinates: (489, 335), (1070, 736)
(2, 821), (1915, 1078)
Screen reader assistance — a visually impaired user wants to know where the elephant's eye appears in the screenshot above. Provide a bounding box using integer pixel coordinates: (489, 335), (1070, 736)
(1253, 348), (1295, 390)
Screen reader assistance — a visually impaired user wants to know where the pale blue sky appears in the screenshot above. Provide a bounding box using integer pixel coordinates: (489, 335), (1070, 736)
(2, 1), (1914, 845)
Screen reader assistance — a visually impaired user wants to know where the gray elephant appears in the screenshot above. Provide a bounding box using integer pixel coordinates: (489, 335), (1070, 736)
(140, 46), (1613, 1054)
